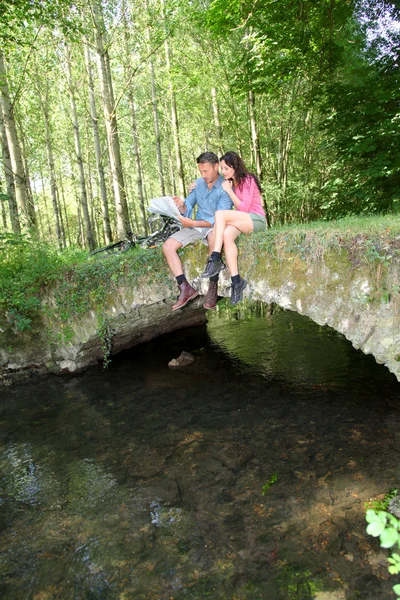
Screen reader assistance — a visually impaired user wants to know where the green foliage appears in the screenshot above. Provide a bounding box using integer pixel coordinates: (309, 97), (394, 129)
(320, 47), (400, 217)
(98, 316), (113, 370)
(0, 0), (84, 44)
(0, 233), (86, 333)
(206, 0), (353, 93)
(262, 472), (278, 495)
(366, 488), (400, 512)
(366, 508), (400, 597)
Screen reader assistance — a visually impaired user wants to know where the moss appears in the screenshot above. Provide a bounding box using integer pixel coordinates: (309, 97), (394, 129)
(2, 219), (400, 360)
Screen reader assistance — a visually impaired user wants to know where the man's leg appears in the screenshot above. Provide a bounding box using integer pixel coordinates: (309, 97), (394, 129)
(162, 234), (199, 310)
(162, 237), (185, 277)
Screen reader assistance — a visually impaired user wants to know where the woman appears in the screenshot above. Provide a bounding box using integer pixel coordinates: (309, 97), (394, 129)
(201, 151), (267, 305)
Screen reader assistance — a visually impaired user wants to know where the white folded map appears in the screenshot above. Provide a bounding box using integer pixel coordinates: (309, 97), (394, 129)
(147, 196), (182, 222)
(147, 195), (207, 235)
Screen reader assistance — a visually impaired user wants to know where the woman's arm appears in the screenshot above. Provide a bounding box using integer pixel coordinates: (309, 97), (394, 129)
(221, 179), (242, 209)
(222, 177), (257, 212)
(234, 177), (257, 212)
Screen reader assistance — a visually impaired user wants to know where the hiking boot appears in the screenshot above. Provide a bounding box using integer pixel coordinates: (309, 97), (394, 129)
(201, 256), (226, 279)
(203, 280), (218, 310)
(172, 281), (199, 310)
(230, 277), (247, 305)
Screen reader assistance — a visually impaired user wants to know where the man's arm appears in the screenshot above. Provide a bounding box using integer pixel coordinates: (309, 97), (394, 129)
(180, 216), (212, 228)
(173, 187), (197, 218)
(217, 187), (234, 211)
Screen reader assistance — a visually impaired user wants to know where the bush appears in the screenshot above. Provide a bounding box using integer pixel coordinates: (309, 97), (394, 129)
(366, 508), (400, 597)
(0, 233), (86, 333)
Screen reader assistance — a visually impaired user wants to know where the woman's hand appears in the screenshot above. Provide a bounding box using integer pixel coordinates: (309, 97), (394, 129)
(188, 181), (196, 193)
(222, 179), (234, 194)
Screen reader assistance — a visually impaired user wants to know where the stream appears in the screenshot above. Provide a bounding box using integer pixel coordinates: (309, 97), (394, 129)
(1, 301), (399, 599)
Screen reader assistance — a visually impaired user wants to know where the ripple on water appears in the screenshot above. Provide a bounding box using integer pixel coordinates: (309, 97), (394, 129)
(0, 301), (399, 599)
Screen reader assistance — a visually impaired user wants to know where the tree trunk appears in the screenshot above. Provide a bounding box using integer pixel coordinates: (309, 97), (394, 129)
(0, 51), (32, 230)
(248, 90), (262, 180)
(0, 116), (20, 233)
(36, 86), (63, 247)
(211, 87), (223, 156)
(122, 5), (147, 235)
(0, 185), (7, 229)
(18, 122), (36, 226)
(145, 2), (165, 196)
(90, 0), (130, 240)
(84, 38), (111, 245)
(40, 171), (53, 238)
(58, 171), (72, 246)
(64, 42), (95, 251)
(162, 0), (185, 197)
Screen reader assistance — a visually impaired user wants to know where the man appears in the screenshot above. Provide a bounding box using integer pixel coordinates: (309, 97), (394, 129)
(162, 152), (232, 311)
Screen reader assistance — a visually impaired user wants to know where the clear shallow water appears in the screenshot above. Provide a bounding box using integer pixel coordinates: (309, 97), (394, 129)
(0, 302), (399, 599)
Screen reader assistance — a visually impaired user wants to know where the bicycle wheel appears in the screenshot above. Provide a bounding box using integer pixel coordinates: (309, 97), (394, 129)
(140, 231), (166, 249)
(89, 240), (130, 257)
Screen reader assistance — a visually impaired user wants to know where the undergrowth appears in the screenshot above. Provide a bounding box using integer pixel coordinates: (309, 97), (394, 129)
(0, 232), (170, 342)
(0, 233), (87, 333)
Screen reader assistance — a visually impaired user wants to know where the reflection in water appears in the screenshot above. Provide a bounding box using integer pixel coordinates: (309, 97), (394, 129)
(0, 302), (399, 599)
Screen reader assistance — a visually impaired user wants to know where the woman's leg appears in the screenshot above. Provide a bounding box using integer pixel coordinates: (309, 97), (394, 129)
(223, 225), (241, 276)
(213, 210), (254, 253)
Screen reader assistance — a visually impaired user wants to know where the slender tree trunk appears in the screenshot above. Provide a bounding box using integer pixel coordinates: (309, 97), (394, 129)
(0, 51), (32, 230)
(0, 116), (20, 232)
(0, 187), (7, 229)
(211, 87), (223, 156)
(64, 42), (95, 250)
(248, 90), (262, 180)
(84, 39), (111, 244)
(58, 171), (72, 246)
(85, 139), (98, 247)
(31, 178), (44, 236)
(122, 5), (147, 235)
(37, 90), (63, 247)
(149, 56), (165, 195)
(40, 171), (52, 237)
(129, 98), (148, 234)
(145, 2), (165, 195)
(90, 0), (130, 240)
(18, 122), (36, 225)
(162, 0), (185, 197)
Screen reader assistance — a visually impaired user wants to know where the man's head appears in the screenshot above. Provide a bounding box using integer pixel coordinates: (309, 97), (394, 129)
(197, 152), (219, 186)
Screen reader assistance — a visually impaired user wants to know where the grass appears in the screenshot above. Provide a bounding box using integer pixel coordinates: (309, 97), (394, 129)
(269, 214), (400, 236)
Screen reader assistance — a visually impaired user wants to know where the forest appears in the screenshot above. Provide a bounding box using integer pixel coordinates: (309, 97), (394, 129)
(0, 0), (399, 251)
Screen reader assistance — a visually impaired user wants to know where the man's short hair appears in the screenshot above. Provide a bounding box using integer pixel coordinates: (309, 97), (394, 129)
(197, 152), (219, 165)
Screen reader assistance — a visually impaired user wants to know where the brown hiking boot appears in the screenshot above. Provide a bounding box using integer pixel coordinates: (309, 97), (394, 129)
(172, 280), (199, 310)
(203, 280), (218, 310)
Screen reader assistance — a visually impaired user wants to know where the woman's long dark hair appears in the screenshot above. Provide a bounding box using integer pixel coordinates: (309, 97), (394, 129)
(220, 151), (262, 193)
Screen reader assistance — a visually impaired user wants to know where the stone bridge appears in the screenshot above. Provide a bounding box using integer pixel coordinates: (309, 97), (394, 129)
(2, 231), (400, 382)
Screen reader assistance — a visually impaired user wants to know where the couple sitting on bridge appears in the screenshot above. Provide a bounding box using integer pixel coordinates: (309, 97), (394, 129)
(162, 151), (267, 311)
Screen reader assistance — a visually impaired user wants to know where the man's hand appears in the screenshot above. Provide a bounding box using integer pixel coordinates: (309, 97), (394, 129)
(179, 216), (196, 228)
(173, 195), (185, 208)
(188, 181), (196, 193)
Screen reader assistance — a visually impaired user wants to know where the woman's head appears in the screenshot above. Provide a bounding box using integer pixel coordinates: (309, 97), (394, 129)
(220, 151), (248, 184)
(220, 151), (262, 192)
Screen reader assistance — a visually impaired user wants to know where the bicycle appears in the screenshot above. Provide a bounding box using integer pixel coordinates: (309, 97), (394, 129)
(89, 215), (181, 257)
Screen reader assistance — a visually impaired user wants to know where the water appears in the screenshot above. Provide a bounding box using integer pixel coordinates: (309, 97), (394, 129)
(1, 301), (399, 599)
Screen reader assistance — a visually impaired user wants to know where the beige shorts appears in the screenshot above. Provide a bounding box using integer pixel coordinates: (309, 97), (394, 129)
(170, 227), (213, 247)
(249, 213), (267, 233)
